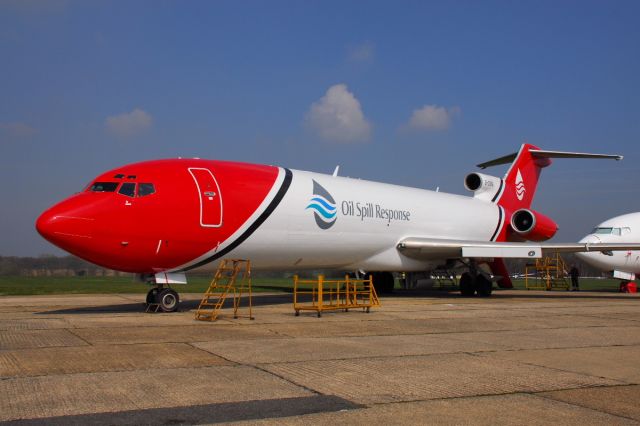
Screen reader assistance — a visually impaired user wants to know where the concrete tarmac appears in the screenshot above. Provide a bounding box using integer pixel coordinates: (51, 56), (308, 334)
(1, 289), (640, 425)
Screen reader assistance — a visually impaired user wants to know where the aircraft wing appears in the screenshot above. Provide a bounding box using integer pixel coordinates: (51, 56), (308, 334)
(397, 237), (640, 260)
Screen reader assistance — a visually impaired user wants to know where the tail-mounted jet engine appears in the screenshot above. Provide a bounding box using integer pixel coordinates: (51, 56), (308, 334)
(464, 172), (503, 202)
(510, 208), (558, 241)
(464, 173), (558, 242)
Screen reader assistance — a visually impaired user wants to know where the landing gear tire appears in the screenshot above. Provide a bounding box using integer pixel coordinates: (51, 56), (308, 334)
(146, 288), (160, 304)
(459, 273), (475, 297)
(475, 274), (493, 297)
(157, 288), (180, 312)
(370, 272), (395, 294)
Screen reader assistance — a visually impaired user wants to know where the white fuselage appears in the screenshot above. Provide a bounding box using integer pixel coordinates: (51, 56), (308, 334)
(219, 169), (501, 271)
(577, 212), (640, 280)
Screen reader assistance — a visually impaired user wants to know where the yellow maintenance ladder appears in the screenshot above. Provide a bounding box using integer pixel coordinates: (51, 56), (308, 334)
(293, 274), (380, 317)
(525, 252), (570, 291)
(194, 259), (253, 321)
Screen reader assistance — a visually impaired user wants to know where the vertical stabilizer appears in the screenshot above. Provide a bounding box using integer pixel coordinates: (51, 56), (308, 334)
(494, 143), (551, 211)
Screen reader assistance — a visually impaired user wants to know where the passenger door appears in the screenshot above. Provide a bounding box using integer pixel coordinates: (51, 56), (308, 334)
(188, 168), (223, 227)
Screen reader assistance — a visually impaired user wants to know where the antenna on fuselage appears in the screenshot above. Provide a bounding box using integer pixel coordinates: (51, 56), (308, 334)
(332, 165), (340, 177)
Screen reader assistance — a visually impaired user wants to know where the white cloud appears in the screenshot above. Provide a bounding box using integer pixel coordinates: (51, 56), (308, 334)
(0, 122), (37, 138)
(407, 105), (461, 131)
(305, 84), (372, 143)
(105, 108), (153, 138)
(347, 41), (375, 63)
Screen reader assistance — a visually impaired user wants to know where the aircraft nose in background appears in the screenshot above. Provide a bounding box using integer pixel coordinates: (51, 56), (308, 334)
(579, 234), (601, 244)
(575, 234), (601, 261)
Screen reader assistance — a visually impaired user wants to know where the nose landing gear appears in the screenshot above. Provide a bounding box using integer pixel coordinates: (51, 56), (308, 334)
(146, 286), (180, 312)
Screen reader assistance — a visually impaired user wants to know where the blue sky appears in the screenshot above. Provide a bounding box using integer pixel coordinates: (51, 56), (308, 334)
(1, 0), (639, 256)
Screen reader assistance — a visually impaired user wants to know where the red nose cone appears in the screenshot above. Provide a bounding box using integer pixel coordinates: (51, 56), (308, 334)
(35, 208), (57, 242)
(35, 201), (95, 252)
(35, 210), (49, 239)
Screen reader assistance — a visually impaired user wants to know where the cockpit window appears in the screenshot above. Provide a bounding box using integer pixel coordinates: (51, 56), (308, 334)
(89, 182), (118, 192)
(113, 174), (125, 179)
(592, 227), (624, 236)
(118, 183), (136, 197)
(592, 227), (612, 234)
(138, 183), (156, 197)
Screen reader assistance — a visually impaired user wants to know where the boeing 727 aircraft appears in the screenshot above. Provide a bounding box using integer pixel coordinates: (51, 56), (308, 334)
(577, 212), (640, 284)
(36, 144), (640, 311)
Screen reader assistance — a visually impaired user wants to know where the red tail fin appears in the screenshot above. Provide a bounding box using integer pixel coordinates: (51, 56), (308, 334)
(494, 143), (551, 211)
(476, 143), (623, 251)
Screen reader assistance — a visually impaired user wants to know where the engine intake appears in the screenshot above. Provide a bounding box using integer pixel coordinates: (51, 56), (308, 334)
(510, 209), (558, 242)
(464, 172), (502, 202)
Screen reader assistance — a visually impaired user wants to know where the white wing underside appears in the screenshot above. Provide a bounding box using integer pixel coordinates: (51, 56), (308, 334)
(397, 237), (640, 260)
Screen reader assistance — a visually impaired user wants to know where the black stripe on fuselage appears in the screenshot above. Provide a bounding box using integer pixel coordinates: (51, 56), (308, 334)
(490, 205), (504, 242)
(491, 179), (504, 202)
(181, 168), (293, 271)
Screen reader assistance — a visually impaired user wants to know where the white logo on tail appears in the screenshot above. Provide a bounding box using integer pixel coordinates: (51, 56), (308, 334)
(515, 169), (525, 201)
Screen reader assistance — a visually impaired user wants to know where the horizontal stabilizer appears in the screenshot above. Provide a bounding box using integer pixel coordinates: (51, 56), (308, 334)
(529, 149), (622, 161)
(477, 149), (623, 169)
(397, 237), (640, 260)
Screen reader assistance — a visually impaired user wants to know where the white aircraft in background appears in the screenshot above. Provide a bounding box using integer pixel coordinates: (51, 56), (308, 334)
(577, 212), (640, 284)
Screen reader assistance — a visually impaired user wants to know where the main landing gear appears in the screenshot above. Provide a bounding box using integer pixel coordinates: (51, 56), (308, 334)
(146, 285), (180, 312)
(459, 272), (493, 297)
(459, 260), (493, 297)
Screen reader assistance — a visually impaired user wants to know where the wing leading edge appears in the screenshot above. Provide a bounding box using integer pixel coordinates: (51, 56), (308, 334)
(397, 237), (640, 260)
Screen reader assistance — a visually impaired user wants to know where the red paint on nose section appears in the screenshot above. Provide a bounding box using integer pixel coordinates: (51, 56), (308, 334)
(36, 159), (284, 274)
(35, 209), (55, 240)
(35, 194), (96, 254)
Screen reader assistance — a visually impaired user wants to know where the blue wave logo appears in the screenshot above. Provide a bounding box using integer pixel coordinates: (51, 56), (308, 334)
(306, 180), (337, 229)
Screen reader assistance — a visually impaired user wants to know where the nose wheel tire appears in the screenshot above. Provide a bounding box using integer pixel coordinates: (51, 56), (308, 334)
(145, 287), (180, 312)
(157, 288), (180, 312)
(146, 288), (160, 304)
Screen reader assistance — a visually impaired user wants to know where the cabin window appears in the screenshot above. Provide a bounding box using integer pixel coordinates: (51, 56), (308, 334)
(118, 183), (136, 197)
(138, 183), (156, 197)
(89, 182), (119, 192)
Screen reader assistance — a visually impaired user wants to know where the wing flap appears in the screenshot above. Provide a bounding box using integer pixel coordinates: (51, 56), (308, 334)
(462, 246), (541, 258)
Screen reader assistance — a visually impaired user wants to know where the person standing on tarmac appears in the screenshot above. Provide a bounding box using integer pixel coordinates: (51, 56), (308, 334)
(569, 265), (580, 291)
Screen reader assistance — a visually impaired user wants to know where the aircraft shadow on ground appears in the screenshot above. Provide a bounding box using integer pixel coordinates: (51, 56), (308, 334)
(35, 289), (636, 315)
(36, 293), (298, 315)
(392, 288), (638, 301)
